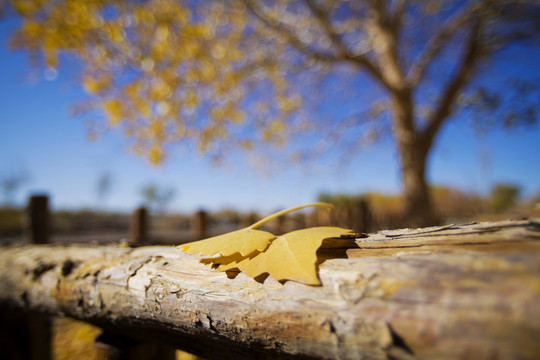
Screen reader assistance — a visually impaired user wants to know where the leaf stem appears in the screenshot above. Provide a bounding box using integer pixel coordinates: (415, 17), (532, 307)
(248, 202), (333, 230)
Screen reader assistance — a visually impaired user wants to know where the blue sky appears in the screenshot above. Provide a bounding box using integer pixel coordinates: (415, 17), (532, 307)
(0, 19), (539, 214)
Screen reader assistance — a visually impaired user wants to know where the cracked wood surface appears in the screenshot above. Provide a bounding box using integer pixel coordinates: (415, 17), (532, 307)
(0, 220), (539, 359)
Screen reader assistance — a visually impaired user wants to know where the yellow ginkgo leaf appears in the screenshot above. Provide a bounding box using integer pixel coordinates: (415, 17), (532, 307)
(234, 227), (352, 286)
(178, 203), (353, 286)
(178, 203), (331, 257)
(180, 228), (275, 257)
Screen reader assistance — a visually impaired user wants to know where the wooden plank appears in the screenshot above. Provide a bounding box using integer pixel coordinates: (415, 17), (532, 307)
(347, 220), (540, 257)
(0, 220), (539, 359)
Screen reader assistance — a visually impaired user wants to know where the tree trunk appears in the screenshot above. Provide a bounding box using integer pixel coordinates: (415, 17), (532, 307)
(391, 91), (439, 228)
(398, 139), (439, 227)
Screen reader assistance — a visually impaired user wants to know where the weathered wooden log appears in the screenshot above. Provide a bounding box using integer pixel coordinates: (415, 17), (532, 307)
(0, 220), (539, 359)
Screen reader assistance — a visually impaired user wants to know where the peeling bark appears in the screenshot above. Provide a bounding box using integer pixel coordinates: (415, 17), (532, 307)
(0, 220), (539, 359)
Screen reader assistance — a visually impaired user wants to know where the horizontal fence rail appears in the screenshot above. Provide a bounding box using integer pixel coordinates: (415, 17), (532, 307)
(0, 216), (539, 359)
(1, 195), (382, 247)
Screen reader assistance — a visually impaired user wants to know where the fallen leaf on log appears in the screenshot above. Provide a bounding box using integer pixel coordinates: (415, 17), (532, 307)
(178, 203), (353, 285)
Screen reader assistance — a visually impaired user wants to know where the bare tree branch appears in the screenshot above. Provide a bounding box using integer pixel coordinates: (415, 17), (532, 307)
(390, 0), (407, 25)
(483, 3), (540, 53)
(422, 15), (482, 151)
(365, 0), (406, 92)
(406, 2), (479, 87)
(242, 1), (336, 60)
(303, 0), (348, 54)
(243, 0), (388, 88)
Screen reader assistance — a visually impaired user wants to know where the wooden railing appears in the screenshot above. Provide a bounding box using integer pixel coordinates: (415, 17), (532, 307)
(1, 196), (539, 359)
(5, 195), (376, 246)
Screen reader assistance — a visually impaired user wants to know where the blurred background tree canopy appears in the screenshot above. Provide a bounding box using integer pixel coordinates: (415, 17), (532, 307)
(141, 182), (176, 214)
(489, 183), (521, 213)
(2, 0), (539, 226)
(0, 168), (30, 207)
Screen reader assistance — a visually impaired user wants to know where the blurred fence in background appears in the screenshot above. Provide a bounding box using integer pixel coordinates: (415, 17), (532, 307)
(0, 195), (382, 247)
(1, 191), (535, 247)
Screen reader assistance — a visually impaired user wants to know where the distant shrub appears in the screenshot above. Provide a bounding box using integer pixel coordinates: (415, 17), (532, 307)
(489, 183), (521, 213)
(0, 207), (24, 235)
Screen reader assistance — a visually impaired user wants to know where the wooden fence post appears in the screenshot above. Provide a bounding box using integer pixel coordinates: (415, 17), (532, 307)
(242, 212), (259, 228)
(349, 198), (372, 233)
(26, 194), (50, 244)
(130, 207), (148, 245)
(334, 205), (349, 228)
(274, 213), (286, 234)
(28, 195), (52, 360)
(309, 207), (332, 227)
(292, 213), (306, 231)
(193, 210), (208, 240)
(0, 195), (54, 360)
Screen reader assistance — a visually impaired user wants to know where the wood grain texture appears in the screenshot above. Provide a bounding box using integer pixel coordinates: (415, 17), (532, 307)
(0, 220), (539, 359)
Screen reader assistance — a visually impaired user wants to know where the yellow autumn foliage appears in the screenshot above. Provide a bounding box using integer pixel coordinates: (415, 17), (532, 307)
(103, 99), (123, 126)
(7, 0), (305, 164)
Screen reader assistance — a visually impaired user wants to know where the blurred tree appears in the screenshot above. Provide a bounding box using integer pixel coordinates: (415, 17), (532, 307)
(430, 186), (483, 221)
(140, 183), (176, 214)
(213, 208), (242, 227)
(96, 171), (112, 211)
(489, 183), (521, 213)
(317, 192), (353, 207)
(3, 0), (540, 226)
(0, 169), (30, 207)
